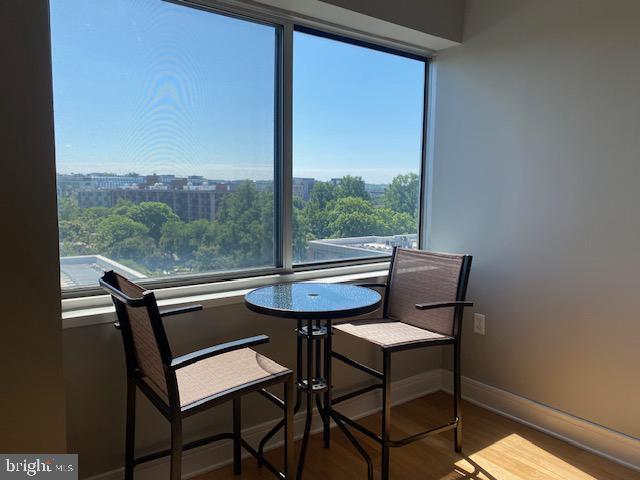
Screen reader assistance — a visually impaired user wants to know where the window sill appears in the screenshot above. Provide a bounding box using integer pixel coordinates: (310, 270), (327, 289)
(62, 262), (389, 329)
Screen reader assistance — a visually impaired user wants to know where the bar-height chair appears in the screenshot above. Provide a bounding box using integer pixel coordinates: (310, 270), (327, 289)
(329, 248), (472, 480)
(100, 270), (295, 480)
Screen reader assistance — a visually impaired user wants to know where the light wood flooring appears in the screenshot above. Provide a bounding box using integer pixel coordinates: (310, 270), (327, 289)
(198, 391), (639, 480)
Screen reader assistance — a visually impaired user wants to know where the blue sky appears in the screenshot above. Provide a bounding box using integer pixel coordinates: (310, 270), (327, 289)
(50, 0), (424, 184)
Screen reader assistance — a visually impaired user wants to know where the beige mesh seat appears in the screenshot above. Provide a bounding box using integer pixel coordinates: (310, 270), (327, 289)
(329, 248), (473, 480)
(334, 319), (450, 348)
(100, 271), (295, 480)
(176, 348), (289, 408)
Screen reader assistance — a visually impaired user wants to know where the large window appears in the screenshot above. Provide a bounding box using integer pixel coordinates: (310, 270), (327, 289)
(51, 0), (278, 291)
(50, 1), (428, 294)
(292, 30), (425, 264)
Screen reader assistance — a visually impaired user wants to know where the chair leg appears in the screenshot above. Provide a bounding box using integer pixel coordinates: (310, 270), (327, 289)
(381, 351), (391, 480)
(233, 398), (242, 475)
(124, 376), (136, 480)
(453, 341), (463, 453)
(323, 319), (333, 448)
(170, 417), (182, 480)
(284, 377), (295, 479)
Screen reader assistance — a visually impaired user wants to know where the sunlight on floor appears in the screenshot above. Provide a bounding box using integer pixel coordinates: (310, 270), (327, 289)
(452, 433), (601, 480)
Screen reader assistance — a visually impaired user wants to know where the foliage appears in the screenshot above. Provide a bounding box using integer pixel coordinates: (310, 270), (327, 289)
(336, 175), (370, 201)
(382, 173), (419, 218)
(58, 174), (419, 277)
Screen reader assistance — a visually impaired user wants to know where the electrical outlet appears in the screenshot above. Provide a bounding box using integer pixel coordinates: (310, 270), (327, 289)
(474, 313), (486, 335)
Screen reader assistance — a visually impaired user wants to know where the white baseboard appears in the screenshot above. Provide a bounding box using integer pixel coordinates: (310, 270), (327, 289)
(86, 369), (442, 480)
(440, 370), (640, 472)
(86, 368), (639, 479)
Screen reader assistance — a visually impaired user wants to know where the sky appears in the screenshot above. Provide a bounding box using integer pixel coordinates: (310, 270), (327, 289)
(50, 0), (425, 184)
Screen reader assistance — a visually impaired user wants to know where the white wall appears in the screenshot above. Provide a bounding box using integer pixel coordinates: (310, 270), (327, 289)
(432, 0), (640, 439)
(252, 0), (463, 51)
(319, 0), (465, 42)
(0, 0), (67, 453)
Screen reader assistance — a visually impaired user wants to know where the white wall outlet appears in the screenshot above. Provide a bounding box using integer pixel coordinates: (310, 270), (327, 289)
(474, 313), (486, 335)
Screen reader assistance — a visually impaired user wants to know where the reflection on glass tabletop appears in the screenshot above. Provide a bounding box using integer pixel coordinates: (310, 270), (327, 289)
(245, 283), (382, 319)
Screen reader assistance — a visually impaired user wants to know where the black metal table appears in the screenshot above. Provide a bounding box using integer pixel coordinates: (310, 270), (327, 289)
(245, 282), (382, 479)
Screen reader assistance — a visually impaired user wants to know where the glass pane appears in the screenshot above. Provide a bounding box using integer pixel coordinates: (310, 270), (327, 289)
(293, 31), (424, 264)
(51, 0), (278, 290)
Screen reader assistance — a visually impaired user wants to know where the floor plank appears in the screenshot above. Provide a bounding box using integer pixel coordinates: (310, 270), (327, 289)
(197, 391), (639, 480)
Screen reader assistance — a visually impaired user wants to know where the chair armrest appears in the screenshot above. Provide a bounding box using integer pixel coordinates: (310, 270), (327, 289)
(170, 335), (270, 370)
(415, 301), (473, 310)
(356, 283), (387, 289)
(159, 304), (203, 317)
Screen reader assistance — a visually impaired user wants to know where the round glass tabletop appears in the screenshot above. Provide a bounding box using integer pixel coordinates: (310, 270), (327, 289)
(245, 282), (382, 319)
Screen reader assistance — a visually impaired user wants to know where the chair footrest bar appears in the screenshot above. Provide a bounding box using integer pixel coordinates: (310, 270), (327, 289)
(332, 383), (382, 405)
(133, 432), (233, 466)
(332, 351), (383, 380)
(241, 439), (285, 480)
(331, 409), (383, 445)
(387, 419), (459, 448)
(258, 388), (285, 409)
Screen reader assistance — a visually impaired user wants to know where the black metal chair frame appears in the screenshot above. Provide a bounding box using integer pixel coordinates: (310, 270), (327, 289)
(327, 249), (473, 480)
(100, 271), (295, 480)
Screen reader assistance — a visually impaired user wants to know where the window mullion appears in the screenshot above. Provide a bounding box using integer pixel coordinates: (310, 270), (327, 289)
(280, 22), (294, 272)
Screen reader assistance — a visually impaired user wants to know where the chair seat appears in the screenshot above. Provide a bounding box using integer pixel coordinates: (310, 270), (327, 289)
(334, 319), (451, 348)
(176, 348), (289, 408)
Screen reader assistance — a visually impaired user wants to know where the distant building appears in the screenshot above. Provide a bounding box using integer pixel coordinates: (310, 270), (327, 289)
(77, 189), (222, 222)
(293, 177), (316, 201)
(305, 234), (418, 262)
(88, 174), (146, 190)
(57, 173), (92, 195)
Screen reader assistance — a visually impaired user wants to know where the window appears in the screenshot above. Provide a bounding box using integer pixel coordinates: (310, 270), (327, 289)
(50, 1), (429, 295)
(292, 30), (426, 264)
(51, 0), (279, 291)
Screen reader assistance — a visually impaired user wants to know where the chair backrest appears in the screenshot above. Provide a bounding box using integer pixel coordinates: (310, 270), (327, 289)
(100, 271), (171, 393)
(385, 248), (472, 336)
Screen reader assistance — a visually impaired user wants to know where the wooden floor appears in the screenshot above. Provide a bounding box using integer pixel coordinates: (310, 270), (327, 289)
(198, 391), (639, 480)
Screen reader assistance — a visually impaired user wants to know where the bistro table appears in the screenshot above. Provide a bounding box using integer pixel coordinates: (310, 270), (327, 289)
(245, 282), (382, 479)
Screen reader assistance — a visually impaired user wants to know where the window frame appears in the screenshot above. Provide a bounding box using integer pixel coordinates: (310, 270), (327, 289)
(55, 0), (432, 299)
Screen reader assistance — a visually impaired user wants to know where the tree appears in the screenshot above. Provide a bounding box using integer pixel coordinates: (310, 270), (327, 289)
(336, 175), (369, 201)
(301, 182), (337, 240)
(95, 215), (149, 252)
(382, 173), (419, 217)
(327, 197), (382, 238)
(214, 181), (274, 267)
(293, 197), (312, 262)
(129, 202), (179, 241)
(308, 181), (337, 206)
(58, 195), (81, 221)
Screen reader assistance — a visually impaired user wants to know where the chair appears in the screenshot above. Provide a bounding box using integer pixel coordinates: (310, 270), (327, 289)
(329, 248), (472, 480)
(100, 270), (295, 480)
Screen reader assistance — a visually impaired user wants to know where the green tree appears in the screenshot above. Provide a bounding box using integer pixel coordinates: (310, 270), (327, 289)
(214, 181), (274, 267)
(336, 175), (369, 201)
(327, 197), (382, 237)
(129, 202), (179, 241)
(57, 195), (81, 221)
(95, 215), (149, 252)
(382, 173), (419, 217)
(160, 219), (217, 263)
(308, 181), (337, 206)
